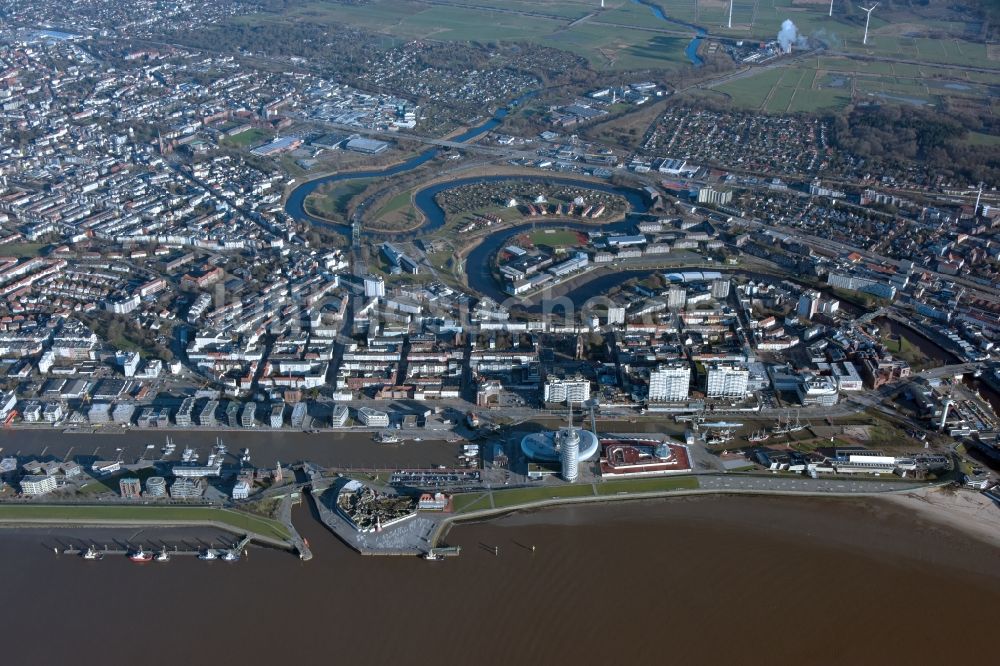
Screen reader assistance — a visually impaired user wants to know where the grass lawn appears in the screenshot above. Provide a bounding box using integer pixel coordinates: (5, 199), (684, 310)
(490, 484), (594, 508)
(764, 84), (797, 114)
(716, 68), (785, 110)
(528, 229), (581, 247)
(0, 505), (290, 541)
(0, 243), (47, 258)
(370, 189), (420, 230)
(376, 190), (414, 217)
(596, 475), (700, 495)
(221, 127), (272, 149)
(451, 492), (492, 514)
(963, 131), (1000, 147)
(879, 330), (934, 370)
(305, 179), (373, 221)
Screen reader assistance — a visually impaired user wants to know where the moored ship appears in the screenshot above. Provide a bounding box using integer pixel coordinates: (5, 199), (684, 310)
(128, 547), (154, 563)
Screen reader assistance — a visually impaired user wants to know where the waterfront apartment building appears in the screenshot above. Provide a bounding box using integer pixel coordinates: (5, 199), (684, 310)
(169, 477), (205, 499)
(145, 476), (167, 497)
(241, 402), (257, 428)
(119, 477), (142, 499)
(797, 291), (821, 319)
(543, 378), (591, 405)
(330, 404), (349, 427)
(357, 406), (390, 427)
(112, 402), (135, 425)
(198, 399), (219, 427)
(175, 397), (195, 427)
(648, 363), (691, 402)
(226, 401), (241, 428)
(269, 404), (285, 428)
(607, 305), (626, 325)
(290, 402), (307, 428)
(20, 474), (57, 495)
(88, 402), (111, 424)
(706, 363), (750, 399)
(232, 479), (251, 500)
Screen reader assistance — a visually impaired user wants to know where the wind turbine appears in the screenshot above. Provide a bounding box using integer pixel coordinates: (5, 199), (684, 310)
(728, 0), (733, 29)
(859, 2), (878, 46)
(829, 0), (834, 17)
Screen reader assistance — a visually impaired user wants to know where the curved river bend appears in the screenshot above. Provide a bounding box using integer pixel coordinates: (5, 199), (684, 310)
(284, 93), (538, 232)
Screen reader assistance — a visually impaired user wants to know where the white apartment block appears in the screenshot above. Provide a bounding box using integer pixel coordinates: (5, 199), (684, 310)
(357, 407), (389, 427)
(648, 363), (691, 402)
(706, 363), (750, 399)
(543, 378), (591, 404)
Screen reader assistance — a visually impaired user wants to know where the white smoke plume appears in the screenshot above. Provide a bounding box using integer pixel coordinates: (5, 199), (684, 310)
(777, 19), (798, 53)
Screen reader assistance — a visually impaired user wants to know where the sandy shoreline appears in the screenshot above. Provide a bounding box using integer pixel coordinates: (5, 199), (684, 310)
(879, 487), (1000, 548)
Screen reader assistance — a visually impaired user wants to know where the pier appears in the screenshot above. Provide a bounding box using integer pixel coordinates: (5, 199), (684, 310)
(427, 546), (461, 558)
(58, 533), (254, 559)
(61, 546), (205, 557)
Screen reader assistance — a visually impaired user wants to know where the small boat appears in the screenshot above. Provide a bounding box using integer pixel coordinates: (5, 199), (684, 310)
(154, 548), (170, 563)
(423, 551), (441, 561)
(129, 547), (154, 563)
(82, 545), (103, 560)
(221, 550), (240, 562)
(198, 549), (218, 561)
(706, 429), (734, 446)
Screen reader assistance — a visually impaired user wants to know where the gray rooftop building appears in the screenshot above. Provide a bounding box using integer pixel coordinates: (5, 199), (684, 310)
(241, 402), (256, 428)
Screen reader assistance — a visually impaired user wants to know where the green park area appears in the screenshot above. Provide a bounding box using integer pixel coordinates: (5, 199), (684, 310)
(370, 190), (420, 231)
(221, 127), (273, 149)
(490, 484), (595, 508)
(0, 505), (291, 541)
(451, 492), (493, 514)
(596, 475), (700, 495)
(528, 229), (583, 248)
(879, 330), (935, 371)
(304, 179), (374, 222)
(0, 243), (47, 258)
(451, 474), (702, 514)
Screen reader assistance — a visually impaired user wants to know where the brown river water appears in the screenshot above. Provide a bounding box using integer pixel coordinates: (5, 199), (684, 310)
(0, 494), (997, 666)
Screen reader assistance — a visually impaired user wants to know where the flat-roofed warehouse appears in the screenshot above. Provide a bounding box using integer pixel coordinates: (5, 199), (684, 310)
(345, 137), (389, 155)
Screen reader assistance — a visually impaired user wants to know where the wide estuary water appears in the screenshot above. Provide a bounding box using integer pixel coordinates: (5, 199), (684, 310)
(1, 495), (997, 665)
